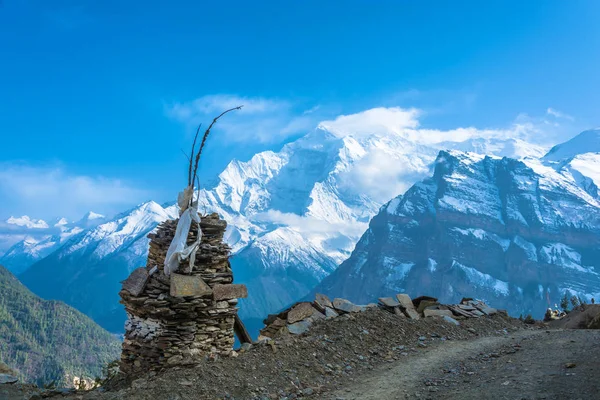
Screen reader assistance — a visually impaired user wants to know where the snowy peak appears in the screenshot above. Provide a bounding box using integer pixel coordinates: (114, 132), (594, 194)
(72, 211), (108, 229)
(63, 200), (178, 260)
(438, 137), (547, 160)
(316, 148), (600, 319)
(544, 128), (600, 161)
(430, 150), (600, 231)
(54, 217), (69, 227)
(0, 203), (173, 274)
(6, 216), (49, 229)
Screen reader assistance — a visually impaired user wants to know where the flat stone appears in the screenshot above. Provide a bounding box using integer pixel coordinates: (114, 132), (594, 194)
(212, 284), (248, 300)
(325, 307), (339, 319)
(443, 315), (460, 326)
(417, 300), (440, 314)
(288, 302), (316, 324)
(122, 268), (149, 296)
(394, 307), (406, 317)
(448, 305), (475, 318)
(404, 308), (421, 320)
(315, 293), (333, 309)
(288, 319), (312, 335)
(423, 309), (454, 318)
(333, 298), (362, 313)
(395, 294), (415, 310)
(378, 297), (400, 307)
(166, 355), (183, 365)
(413, 295), (438, 306)
(309, 310), (326, 321)
(240, 342), (253, 352)
(475, 305), (497, 315)
(0, 374), (17, 384)
(170, 274), (212, 297)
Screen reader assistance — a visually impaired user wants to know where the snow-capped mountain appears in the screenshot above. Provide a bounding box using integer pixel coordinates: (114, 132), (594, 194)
(0, 216), (50, 258)
(196, 120), (554, 321)
(438, 137), (548, 160)
(544, 128), (600, 161)
(196, 126), (444, 321)
(314, 136), (600, 318)
(0, 212), (107, 274)
(20, 201), (177, 332)
(543, 128), (600, 191)
(13, 109), (567, 332)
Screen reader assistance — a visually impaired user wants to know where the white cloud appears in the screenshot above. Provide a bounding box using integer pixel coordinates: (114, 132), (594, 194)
(166, 94), (323, 143)
(0, 163), (152, 220)
(338, 149), (431, 203)
(547, 107), (574, 121)
(315, 106), (577, 148)
(302, 105), (322, 115)
(168, 94), (287, 117)
(253, 210), (367, 237)
(318, 107), (421, 138)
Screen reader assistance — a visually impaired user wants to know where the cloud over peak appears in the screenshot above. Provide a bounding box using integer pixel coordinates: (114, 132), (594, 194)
(318, 107), (421, 138)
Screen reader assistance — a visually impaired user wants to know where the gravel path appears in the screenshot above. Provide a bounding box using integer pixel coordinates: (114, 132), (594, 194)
(327, 329), (600, 400)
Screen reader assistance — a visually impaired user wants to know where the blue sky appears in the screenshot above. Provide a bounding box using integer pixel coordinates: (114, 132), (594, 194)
(1, 0), (599, 220)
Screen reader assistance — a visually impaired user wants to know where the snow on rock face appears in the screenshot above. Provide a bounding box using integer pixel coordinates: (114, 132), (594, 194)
(64, 201), (176, 260)
(17, 124), (600, 331)
(196, 127), (441, 321)
(544, 128), (600, 162)
(314, 149), (600, 319)
(0, 214), (94, 274)
(438, 137), (548, 160)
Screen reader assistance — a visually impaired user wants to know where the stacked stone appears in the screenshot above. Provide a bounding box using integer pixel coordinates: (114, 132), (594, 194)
(260, 293), (504, 339)
(259, 294), (376, 339)
(119, 213), (247, 374)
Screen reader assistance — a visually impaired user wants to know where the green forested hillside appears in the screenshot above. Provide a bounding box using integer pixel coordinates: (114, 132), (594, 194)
(0, 265), (121, 386)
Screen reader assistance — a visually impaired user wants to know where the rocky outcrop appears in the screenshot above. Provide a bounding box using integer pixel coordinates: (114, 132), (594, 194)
(315, 150), (600, 318)
(260, 293), (499, 339)
(119, 213), (247, 374)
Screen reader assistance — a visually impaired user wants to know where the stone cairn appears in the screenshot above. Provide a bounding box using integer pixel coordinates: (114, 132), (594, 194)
(119, 213), (248, 374)
(260, 293), (501, 339)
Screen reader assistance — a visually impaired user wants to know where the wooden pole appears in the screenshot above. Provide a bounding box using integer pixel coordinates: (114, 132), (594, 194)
(234, 314), (253, 344)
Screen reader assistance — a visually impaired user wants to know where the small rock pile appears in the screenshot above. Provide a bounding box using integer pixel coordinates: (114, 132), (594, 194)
(378, 295), (500, 323)
(260, 293), (502, 338)
(119, 213), (248, 374)
(258, 294), (378, 338)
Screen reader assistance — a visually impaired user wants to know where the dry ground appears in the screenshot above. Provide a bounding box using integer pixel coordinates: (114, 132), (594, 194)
(2, 309), (598, 400)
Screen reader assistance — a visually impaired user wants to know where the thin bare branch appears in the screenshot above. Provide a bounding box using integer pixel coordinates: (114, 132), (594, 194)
(191, 106), (242, 187)
(180, 149), (191, 162)
(188, 124), (202, 186)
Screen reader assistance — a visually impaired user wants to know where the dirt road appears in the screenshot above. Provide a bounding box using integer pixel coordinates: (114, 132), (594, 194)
(327, 329), (600, 400)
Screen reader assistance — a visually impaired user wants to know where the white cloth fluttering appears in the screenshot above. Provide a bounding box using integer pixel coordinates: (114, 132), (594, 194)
(164, 186), (203, 276)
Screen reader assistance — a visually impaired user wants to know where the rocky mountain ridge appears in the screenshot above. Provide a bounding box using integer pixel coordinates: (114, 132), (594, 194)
(0, 212), (107, 274)
(9, 119), (598, 332)
(314, 135), (600, 317)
